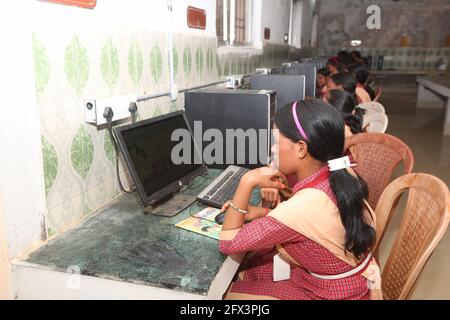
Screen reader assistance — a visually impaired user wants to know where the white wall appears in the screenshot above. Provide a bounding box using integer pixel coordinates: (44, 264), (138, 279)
(29, 0), (217, 38)
(261, 0), (291, 45)
(290, 0), (319, 48)
(0, 0), (47, 261)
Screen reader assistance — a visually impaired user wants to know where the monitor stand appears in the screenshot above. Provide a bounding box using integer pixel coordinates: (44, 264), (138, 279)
(143, 193), (197, 217)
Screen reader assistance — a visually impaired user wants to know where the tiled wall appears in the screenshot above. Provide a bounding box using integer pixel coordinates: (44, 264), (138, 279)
(33, 27), (315, 236)
(319, 47), (450, 70)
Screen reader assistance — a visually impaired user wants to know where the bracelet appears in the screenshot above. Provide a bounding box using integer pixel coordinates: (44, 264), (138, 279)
(229, 201), (249, 215)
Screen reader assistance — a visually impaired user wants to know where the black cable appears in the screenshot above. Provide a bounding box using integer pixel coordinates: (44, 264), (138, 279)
(103, 107), (136, 195)
(109, 128), (136, 195)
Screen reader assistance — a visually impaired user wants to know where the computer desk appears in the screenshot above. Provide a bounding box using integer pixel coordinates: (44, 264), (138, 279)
(416, 74), (450, 135)
(19, 169), (260, 300)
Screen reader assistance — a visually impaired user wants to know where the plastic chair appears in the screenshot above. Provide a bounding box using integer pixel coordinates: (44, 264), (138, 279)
(363, 113), (389, 133)
(344, 133), (414, 209)
(374, 173), (450, 300)
(358, 101), (385, 115)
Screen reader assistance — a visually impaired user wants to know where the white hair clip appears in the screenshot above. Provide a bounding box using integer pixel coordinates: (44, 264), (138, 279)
(328, 156), (356, 172)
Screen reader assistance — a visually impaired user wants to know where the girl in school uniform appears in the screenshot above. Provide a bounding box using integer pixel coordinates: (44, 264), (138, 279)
(325, 89), (366, 137)
(219, 99), (381, 300)
(316, 68), (331, 99)
(348, 64), (376, 104)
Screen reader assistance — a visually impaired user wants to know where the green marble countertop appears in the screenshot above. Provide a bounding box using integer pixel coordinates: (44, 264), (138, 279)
(25, 169), (260, 296)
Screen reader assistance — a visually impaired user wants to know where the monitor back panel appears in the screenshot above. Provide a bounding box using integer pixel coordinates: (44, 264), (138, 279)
(282, 64), (317, 98)
(185, 89), (275, 169)
(249, 74), (305, 111)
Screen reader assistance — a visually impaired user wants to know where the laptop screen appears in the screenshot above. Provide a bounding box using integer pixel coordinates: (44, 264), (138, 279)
(114, 111), (204, 206)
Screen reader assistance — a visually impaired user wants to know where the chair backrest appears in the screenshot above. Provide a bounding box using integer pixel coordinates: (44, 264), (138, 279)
(363, 113), (389, 133)
(358, 101), (385, 115)
(345, 133), (414, 209)
(375, 173), (450, 300)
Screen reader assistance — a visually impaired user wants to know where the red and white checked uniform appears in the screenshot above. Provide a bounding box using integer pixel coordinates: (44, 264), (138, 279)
(219, 166), (370, 300)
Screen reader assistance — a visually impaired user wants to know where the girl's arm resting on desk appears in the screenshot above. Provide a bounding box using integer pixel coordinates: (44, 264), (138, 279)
(219, 216), (300, 255)
(219, 168), (298, 256)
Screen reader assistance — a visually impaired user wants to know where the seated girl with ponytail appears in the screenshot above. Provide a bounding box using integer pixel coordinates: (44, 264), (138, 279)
(348, 64), (376, 104)
(219, 99), (381, 300)
(325, 89), (366, 137)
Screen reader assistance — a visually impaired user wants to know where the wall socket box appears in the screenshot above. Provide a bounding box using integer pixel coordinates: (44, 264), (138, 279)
(255, 68), (272, 74)
(85, 94), (137, 126)
(225, 75), (244, 89)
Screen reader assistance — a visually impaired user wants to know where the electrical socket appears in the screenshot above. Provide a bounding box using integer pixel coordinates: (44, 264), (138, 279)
(85, 94), (137, 126)
(225, 75), (244, 89)
(255, 68), (272, 74)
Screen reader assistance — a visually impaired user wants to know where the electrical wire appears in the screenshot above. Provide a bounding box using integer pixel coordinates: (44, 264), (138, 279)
(106, 125), (137, 195)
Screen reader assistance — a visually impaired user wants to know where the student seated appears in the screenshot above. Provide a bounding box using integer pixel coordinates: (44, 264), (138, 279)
(316, 68), (330, 99)
(327, 72), (357, 100)
(337, 51), (357, 69)
(348, 64), (375, 104)
(326, 57), (343, 75)
(351, 51), (365, 64)
(325, 89), (366, 137)
(219, 99), (381, 300)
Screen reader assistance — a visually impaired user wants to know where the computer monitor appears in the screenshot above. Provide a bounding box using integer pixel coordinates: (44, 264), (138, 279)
(270, 66), (284, 75)
(249, 74), (305, 111)
(113, 111), (206, 209)
(282, 63), (317, 98)
(185, 89), (276, 170)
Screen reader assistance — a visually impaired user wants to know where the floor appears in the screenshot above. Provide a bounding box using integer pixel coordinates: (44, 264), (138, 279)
(376, 76), (450, 299)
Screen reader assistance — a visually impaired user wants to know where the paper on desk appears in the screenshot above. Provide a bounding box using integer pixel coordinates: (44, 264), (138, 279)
(175, 207), (222, 240)
(193, 207), (222, 222)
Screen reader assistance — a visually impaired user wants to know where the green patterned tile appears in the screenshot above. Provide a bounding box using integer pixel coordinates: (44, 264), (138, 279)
(183, 47), (192, 76)
(153, 105), (162, 117)
(128, 42), (144, 85)
(215, 54), (220, 74)
(206, 48), (214, 72)
(71, 125), (94, 180)
(42, 135), (59, 196)
(195, 47), (204, 74)
(82, 203), (93, 218)
(168, 47), (179, 77)
(103, 132), (115, 165)
(100, 38), (119, 88)
(150, 45), (163, 82)
(224, 62), (230, 76)
(64, 35), (89, 94)
(47, 227), (57, 238)
(32, 34), (50, 94)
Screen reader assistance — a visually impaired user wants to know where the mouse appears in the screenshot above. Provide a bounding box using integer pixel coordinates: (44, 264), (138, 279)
(215, 212), (226, 225)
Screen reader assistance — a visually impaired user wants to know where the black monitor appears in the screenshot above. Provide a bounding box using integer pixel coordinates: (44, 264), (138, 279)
(282, 63), (317, 98)
(113, 111), (206, 208)
(249, 74), (305, 111)
(270, 66), (284, 75)
(185, 89), (276, 170)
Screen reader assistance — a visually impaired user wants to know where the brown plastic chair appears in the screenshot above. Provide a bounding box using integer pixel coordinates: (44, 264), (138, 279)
(345, 133), (414, 210)
(374, 173), (450, 300)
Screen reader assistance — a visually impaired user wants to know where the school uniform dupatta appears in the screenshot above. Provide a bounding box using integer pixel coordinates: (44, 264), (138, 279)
(219, 166), (382, 300)
(267, 167), (383, 300)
